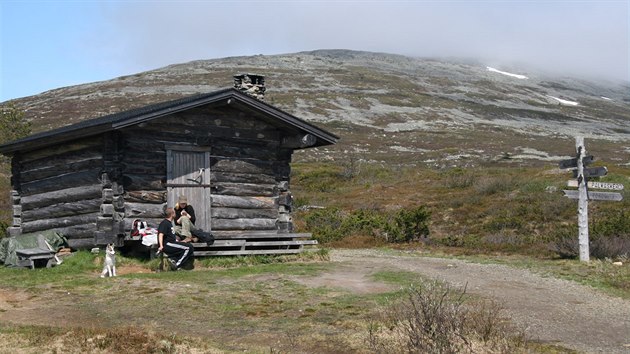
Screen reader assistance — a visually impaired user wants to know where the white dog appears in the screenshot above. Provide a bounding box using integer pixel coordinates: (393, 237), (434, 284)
(100, 244), (117, 278)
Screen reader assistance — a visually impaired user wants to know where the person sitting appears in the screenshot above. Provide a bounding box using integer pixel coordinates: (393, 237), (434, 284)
(174, 195), (214, 246)
(158, 207), (194, 270)
(174, 195), (196, 242)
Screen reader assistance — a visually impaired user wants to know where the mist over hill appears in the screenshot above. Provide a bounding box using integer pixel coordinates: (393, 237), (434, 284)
(7, 49), (630, 167)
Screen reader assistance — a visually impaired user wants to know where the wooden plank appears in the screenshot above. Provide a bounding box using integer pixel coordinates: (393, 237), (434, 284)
(191, 240), (246, 247)
(244, 240), (318, 246)
(563, 189), (623, 201)
(21, 185), (102, 210)
(193, 249), (305, 256)
(567, 180), (624, 190)
(211, 231), (312, 239)
(558, 155), (593, 169)
(572, 166), (608, 178)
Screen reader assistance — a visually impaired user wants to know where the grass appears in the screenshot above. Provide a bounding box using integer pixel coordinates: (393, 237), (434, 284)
(0, 248), (612, 353)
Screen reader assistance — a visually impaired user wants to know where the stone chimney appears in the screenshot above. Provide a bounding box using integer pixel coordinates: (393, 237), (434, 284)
(233, 73), (265, 100)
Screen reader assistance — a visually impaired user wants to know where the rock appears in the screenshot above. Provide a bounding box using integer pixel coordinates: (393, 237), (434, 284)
(612, 261), (623, 266)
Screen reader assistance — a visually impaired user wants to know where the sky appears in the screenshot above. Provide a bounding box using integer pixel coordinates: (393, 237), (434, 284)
(1, 0), (628, 102)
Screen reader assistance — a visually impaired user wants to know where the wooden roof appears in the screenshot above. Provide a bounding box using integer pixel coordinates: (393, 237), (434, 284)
(0, 88), (338, 154)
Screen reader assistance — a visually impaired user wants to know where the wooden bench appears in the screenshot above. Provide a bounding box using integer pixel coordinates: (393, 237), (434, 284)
(15, 248), (56, 269)
(140, 232), (318, 257)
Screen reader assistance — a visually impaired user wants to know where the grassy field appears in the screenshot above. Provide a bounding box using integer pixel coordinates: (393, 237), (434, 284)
(0, 155), (628, 352)
(0, 250), (593, 353)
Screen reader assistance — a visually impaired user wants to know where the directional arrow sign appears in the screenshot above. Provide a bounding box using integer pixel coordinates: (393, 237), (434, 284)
(572, 166), (608, 178)
(558, 155), (594, 169)
(563, 190), (623, 201)
(567, 180), (625, 190)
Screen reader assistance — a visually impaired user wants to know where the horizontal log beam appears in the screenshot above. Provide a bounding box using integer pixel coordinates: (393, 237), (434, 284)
(211, 218), (277, 230)
(22, 212), (99, 233)
(20, 138), (102, 163)
(122, 174), (165, 191)
(124, 202), (167, 219)
(211, 171), (276, 184)
(56, 223), (97, 239)
(20, 157), (103, 183)
(211, 207), (278, 219)
(20, 168), (102, 196)
(212, 182), (276, 197)
(210, 195), (275, 209)
(124, 190), (167, 204)
(67, 238), (97, 250)
(21, 184), (102, 210)
(21, 198), (102, 222)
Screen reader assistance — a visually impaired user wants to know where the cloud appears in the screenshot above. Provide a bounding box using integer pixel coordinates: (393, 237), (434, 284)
(96, 1), (628, 83)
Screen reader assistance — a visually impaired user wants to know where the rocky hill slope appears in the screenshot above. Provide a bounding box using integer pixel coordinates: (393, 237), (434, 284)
(6, 49), (630, 167)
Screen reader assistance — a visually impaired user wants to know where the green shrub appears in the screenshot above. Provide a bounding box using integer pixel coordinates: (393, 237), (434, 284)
(303, 207), (346, 243)
(443, 168), (475, 189)
(303, 206), (430, 244)
(386, 206), (431, 243)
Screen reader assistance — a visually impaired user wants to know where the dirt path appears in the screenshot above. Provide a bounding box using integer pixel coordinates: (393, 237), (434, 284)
(322, 249), (630, 354)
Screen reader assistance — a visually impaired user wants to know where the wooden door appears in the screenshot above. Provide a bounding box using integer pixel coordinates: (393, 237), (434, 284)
(166, 148), (212, 231)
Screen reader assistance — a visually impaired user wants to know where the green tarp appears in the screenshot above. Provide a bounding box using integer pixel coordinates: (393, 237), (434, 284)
(0, 230), (67, 267)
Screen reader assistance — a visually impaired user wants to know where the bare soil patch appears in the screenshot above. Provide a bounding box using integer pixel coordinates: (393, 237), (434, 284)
(327, 249), (630, 354)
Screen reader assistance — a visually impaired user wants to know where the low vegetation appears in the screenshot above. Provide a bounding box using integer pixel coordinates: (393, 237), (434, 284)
(292, 160), (630, 260)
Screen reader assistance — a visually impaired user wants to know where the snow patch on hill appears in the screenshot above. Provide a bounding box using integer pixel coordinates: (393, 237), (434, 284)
(547, 95), (579, 106)
(486, 66), (528, 79)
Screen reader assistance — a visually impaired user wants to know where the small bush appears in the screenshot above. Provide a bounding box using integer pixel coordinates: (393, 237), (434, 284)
(591, 236), (630, 259)
(367, 281), (527, 353)
(386, 206), (431, 243)
(473, 176), (515, 196)
(443, 168), (475, 189)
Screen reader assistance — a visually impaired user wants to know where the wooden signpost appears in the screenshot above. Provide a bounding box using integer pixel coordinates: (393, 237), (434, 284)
(558, 137), (624, 262)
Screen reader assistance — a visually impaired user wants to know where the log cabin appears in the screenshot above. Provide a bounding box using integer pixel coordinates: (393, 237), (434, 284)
(0, 75), (338, 254)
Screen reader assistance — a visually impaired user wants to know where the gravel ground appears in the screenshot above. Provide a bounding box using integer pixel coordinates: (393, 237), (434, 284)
(329, 249), (630, 354)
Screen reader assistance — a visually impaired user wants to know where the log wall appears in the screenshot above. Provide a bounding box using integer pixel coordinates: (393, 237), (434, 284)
(11, 137), (105, 248)
(9, 103), (303, 247)
(118, 105), (296, 235)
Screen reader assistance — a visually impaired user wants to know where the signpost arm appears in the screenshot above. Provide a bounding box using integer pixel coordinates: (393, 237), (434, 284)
(576, 136), (590, 262)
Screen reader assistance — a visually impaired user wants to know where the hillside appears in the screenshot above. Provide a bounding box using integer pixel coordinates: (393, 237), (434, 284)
(6, 49), (630, 168)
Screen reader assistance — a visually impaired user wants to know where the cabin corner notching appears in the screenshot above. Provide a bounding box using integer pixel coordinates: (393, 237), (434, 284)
(0, 88), (338, 250)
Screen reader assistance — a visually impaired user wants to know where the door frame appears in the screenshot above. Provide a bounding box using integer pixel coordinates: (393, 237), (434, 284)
(165, 144), (212, 231)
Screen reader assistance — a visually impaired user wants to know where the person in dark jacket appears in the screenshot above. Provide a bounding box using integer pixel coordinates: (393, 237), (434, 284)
(173, 195), (214, 245)
(174, 195), (196, 242)
(158, 207), (194, 269)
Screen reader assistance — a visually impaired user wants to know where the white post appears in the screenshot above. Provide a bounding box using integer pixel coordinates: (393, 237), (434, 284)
(576, 136), (589, 262)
